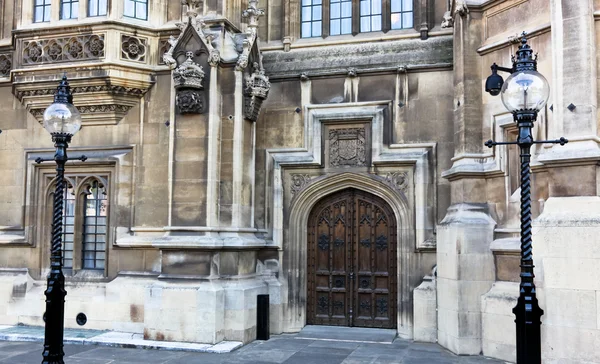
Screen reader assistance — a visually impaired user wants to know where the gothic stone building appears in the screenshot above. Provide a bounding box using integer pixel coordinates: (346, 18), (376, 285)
(0, 0), (599, 363)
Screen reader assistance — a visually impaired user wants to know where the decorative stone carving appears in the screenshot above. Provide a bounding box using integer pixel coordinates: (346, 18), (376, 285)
(329, 128), (367, 167)
(441, 11), (454, 28)
(300, 72), (309, 81)
(455, 0), (469, 17)
(290, 174), (311, 196)
(176, 90), (204, 114)
(173, 52), (205, 89)
(0, 54), (12, 77)
(31, 104), (133, 118)
(158, 39), (171, 65)
(385, 172), (409, 193)
(21, 35), (105, 65)
(244, 62), (271, 121)
(347, 68), (357, 77)
(242, 0), (264, 34)
(121, 35), (147, 63)
(208, 49), (221, 67)
(173, 51), (205, 114)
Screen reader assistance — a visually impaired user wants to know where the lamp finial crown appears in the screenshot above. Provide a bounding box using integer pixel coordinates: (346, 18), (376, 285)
(54, 74), (73, 104)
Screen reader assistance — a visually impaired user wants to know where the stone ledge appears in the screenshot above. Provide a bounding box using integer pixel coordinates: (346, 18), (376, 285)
(0, 326), (243, 353)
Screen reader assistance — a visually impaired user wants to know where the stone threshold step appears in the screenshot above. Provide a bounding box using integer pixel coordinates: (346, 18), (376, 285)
(0, 325), (242, 353)
(295, 325), (398, 344)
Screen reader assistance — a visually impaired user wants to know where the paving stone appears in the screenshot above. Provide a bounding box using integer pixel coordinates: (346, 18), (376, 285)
(282, 351), (348, 364)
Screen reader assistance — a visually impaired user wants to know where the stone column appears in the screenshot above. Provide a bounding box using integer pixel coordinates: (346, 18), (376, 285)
(437, 4), (497, 355)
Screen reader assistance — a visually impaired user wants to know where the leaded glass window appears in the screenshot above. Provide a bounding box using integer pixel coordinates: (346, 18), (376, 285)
(34, 0), (52, 23)
(391, 0), (413, 30)
(360, 0), (382, 32)
(61, 185), (76, 269)
(330, 0), (352, 35)
(88, 0), (108, 17)
(82, 181), (107, 270)
(124, 0), (148, 20)
(301, 0), (323, 38)
(60, 0), (79, 19)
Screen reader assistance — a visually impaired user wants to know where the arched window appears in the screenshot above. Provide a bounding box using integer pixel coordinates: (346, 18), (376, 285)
(301, 0), (415, 38)
(48, 175), (109, 274)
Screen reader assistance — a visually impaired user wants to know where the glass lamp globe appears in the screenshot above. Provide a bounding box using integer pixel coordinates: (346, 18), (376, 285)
(500, 70), (550, 113)
(43, 102), (82, 135)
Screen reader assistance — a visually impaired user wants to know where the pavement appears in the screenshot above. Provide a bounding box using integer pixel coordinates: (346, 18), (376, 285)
(0, 329), (507, 364)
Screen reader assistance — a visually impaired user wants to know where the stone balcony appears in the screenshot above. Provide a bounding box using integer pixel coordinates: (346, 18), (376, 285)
(2, 22), (179, 125)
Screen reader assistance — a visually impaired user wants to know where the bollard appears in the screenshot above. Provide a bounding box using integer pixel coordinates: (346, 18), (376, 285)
(257, 294), (270, 340)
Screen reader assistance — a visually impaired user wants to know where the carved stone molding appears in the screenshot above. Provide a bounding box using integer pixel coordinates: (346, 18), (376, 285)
(13, 69), (154, 126)
(244, 63), (271, 121)
(384, 172), (409, 193)
(121, 35), (147, 63)
(0, 53), (12, 77)
(329, 128), (367, 167)
(290, 174), (312, 196)
(21, 34), (105, 65)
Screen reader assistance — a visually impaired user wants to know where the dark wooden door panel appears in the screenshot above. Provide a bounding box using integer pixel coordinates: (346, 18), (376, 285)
(307, 188), (397, 329)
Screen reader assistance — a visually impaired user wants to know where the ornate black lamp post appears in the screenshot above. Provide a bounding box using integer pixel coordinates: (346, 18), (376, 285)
(37, 75), (86, 364)
(484, 33), (567, 364)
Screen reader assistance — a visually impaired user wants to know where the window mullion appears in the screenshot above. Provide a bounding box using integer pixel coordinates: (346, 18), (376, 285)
(322, 0), (330, 38)
(382, 0), (390, 33)
(352, 0), (359, 35)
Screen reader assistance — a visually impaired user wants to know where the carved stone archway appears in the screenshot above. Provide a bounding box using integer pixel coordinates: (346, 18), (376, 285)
(282, 172), (415, 338)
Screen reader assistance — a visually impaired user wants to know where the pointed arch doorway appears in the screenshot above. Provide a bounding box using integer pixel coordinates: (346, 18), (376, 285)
(307, 188), (397, 329)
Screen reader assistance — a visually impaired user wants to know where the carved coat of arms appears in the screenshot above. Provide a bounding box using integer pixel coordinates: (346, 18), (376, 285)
(329, 128), (367, 167)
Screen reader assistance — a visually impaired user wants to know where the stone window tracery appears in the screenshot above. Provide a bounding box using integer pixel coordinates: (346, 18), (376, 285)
(47, 175), (110, 274)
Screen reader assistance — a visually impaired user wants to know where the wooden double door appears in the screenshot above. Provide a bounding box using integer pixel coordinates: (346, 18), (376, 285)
(307, 188), (397, 329)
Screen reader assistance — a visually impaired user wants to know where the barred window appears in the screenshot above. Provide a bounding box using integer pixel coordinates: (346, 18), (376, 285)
(391, 0), (413, 30)
(330, 0), (352, 36)
(360, 0), (382, 32)
(34, 0), (52, 23)
(301, 0), (322, 38)
(60, 0), (79, 19)
(82, 181), (107, 270)
(124, 0), (148, 20)
(88, 0), (108, 17)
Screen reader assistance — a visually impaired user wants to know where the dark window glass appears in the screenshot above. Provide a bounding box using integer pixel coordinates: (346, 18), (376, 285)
(81, 181), (108, 270)
(88, 0), (108, 16)
(301, 0), (322, 38)
(34, 0), (52, 22)
(124, 0), (148, 20)
(391, 0), (413, 30)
